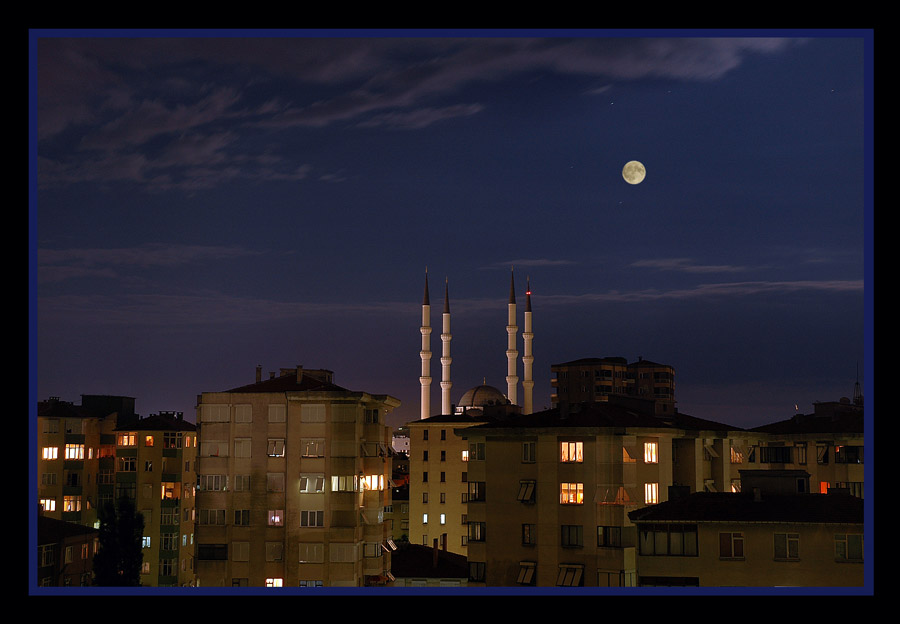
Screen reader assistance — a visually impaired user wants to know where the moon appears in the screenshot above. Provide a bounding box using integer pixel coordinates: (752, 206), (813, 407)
(622, 160), (646, 185)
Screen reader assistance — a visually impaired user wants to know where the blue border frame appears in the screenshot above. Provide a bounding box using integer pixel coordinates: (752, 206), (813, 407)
(28, 28), (875, 597)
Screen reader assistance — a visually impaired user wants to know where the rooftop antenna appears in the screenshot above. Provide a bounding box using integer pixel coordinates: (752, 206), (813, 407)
(853, 362), (863, 406)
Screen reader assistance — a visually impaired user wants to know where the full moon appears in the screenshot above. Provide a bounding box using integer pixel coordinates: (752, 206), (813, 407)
(622, 160), (646, 185)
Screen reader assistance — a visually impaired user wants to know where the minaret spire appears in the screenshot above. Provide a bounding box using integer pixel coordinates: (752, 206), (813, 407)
(522, 276), (534, 414)
(506, 268), (519, 406)
(419, 269), (432, 419)
(440, 278), (453, 415)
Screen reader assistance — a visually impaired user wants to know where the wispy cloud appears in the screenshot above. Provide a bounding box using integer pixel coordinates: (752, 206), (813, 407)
(37, 36), (801, 190)
(38, 243), (263, 284)
(482, 258), (578, 270)
(631, 258), (751, 273)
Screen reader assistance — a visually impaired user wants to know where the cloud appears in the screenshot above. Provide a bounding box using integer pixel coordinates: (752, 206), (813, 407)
(38, 243), (263, 284)
(631, 258), (750, 273)
(538, 279), (863, 305)
(482, 258), (578, 269)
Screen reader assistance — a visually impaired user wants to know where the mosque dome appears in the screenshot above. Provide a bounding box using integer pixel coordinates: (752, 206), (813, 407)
(457, 384), (508, 409)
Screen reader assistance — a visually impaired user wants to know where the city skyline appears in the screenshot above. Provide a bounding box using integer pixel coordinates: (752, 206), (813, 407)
(32, 30), (871, 430)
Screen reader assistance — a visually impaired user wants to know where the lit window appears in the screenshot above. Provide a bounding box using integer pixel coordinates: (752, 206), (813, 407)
(774, 533), (800, 560)
(63, 495), (82, 512)
(144, 435), (154, 447)
(560, 441), (583, 463)
(423, 513), (428, 525)
(117, 433), (136, 447)
(440, 514), (446, 525)
(644, 483), (659, 504)
(719, 532), (744, 559)
(65, 444), (85, 460)
(268, 510), (284, 527)
(40, 498), (56, 512)
(299, 474), (325, 494)
(301, 439), (325, 458)
(266, 578), (283, 587)
(42, 447), (58, 460)
(560, 482), (584, 505)
(461, 450), (469, 462)
(643, 442), (658, 464)
(362, 474), (384, 490)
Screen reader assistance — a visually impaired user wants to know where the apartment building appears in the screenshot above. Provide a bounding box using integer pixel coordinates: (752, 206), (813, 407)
(748, 398), (864, 498)
(455, 397), (746, 587)
(629, 472), (864, 587)
(407, 412), (490, 556)
(194, 365), (400, 588)
(37, 395), (137, 528)
(551, 357), (676, 416)
(114, 411), (198, 586)
(37, 515), (99, 587)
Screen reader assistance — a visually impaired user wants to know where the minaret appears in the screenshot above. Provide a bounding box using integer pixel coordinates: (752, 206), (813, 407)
(440, 278), (453, 415)
(522, 277), (534, 415)
(420, 270), (432, 420)
(506, 269), (519, 406)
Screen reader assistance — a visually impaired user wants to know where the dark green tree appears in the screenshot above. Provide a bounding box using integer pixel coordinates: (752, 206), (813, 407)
(93, 496), (145, 586)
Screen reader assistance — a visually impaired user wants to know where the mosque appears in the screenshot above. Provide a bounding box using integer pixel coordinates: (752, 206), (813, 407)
(418, 269), (534, 419)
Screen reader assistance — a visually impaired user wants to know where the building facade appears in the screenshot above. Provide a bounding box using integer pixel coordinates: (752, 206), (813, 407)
(194, 366), (400, 587)
(114, 411), (198, 586)
(551, 357), (676, 415)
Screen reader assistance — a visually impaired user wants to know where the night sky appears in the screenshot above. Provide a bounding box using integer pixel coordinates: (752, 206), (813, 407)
(32, 31), (871, 430)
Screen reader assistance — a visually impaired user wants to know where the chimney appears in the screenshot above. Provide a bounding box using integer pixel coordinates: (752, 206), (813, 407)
(296, 366), (304, 383)
(442, 533), (447, 552)
(256, 365), (262, 383)
(269, 372), (276, 379)
(433, 538), (439, 568)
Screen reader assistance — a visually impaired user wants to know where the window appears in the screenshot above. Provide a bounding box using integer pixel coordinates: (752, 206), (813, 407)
(469, 442), (485, 460)
(63, 495), (82, 512)
(760, 446), (792, 464)
(266, 578), (283, 587)
(719, 532), (744, 559)
(234, 474), (251, 491)
(331, 475), (357, 492)
(267, 473), (285, 492)
(794, 442), (807, 465)
(268, 404), (286, 422)
(469, 522), (486, 542)
(267, 439), (285, 457)
(468, 562), (485, 582)
(560, 482), (584, 505)
(522, 524), (536, 545)
(299, 543), (324, 563)
(300, 404), (325, 423)
(42, 419), (60, 434)
(423, 513), (428, 525)
(301, 439), (325, 458)
(461, 449), (469, 462)
(643, 442), (658, 464)
(774, 533), (800, 560)
(144, 460), (153, 472)
(42, 447), (58, 460)
(517, 480), (536, 503)
(234, 438), (251, 458)
(644, 482), (659, 504)
(117, 433), (136, 447)
(835, 445), (864, 464)
(639, 524), (697, 556)
(234, 510), (251, 526)
(200, 440), (227, 457)
(199, 509), (226, 525)
(300, 510), (323, 527)
(522, 441), (536, 463)
(65, 444), (85, 460)
(268, 510), (284, 526)
(198, 474), (226, 491)
(816, 444), (829, 464)
(423, 429), (428, 441)
(143, 435), (154, 447)
(160, 482), (179, 499)
(422, 450), (429, 461)
(39, 544), (54, 567)
(561, 525), (584, 548)
(362, 474), (384, 491)
(560, 441), (583, 463)
(597, 526), (622, 548)
(299, 580), (323, 587)
(234, 404), (252, 423)
(517, 561), (536, 585)
(299, 474), (325, 494)
(233, 541), (250, 561)
(118, 456), (136, 472)
(834, 534), (863, 562)
(556, 564), (584, 587)
(160, 533), (178, 551)
(266, 542), (284, 562)
(440, 513), (446, 525)
(40, 498), (56, 512)
(468, 481), (486, 502)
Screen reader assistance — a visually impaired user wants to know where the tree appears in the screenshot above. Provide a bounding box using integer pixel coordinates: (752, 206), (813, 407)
(93, 496), (145, 586)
